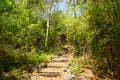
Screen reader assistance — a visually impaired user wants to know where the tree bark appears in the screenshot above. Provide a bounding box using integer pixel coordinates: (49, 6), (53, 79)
(45, 4), (51, 48)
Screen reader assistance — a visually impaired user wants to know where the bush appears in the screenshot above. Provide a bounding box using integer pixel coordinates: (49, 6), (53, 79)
(0, 45), (18, 71)
(69, 54), (95, 76)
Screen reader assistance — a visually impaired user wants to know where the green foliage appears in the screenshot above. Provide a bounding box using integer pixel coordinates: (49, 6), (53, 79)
(0, 69), (23, 80)
(87, 0), (120, 79)
(22, 22), (44, 50)
(64, 15), (89, 56)
(0, 46), (50, 72)
(48, 11), (65, 47)
(69, 64), (84, 76)
(69, 54), (95, 76)
(6, 69), (21, 80)
(0, 0), (119, 79)
(0, 45), (18, 71)
(67, 0), (120, 79)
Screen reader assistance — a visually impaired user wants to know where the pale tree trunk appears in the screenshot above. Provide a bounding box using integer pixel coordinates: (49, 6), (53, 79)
(45, 4), (51, 48)
(73, 0), (76, 18)
(45, 0), (60, 48)
(73, 0), (77, 46)
(45, 17), (50, 47)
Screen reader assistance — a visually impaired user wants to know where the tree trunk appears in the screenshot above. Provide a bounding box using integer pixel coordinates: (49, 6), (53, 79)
(45, 4), (51, 48)
(73, 0), (76, 18)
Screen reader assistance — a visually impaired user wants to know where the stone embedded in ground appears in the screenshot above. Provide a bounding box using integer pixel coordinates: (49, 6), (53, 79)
(30, 76), (37, 80)
(63, 71), (76, 80)
(35, 65), (41, 69)
(63, 64), (69, 72)
(26, 66), (37, 73)
(40, 63), (47, 68)
(79, 75), (85, 80)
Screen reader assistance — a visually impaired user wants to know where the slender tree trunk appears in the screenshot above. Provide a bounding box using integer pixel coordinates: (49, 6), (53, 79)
(45, 4), (51, 48)
(73, 0), (76, 18)
(45, 0), (59, 47)
(45, 14), (49, 47)
(73, 0), (77, 46)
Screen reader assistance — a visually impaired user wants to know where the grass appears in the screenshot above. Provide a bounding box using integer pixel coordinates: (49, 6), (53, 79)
(68, 53), (96, 76)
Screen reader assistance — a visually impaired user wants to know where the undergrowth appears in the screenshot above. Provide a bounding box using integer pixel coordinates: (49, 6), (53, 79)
(0, 47), (54, 80)
(68, 53), (96, 76)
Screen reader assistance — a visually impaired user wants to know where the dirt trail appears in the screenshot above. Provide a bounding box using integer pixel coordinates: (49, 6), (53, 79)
(28, 47), (73, 80)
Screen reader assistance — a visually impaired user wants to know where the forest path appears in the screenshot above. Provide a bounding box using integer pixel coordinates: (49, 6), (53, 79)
(28, 46), (74, 80)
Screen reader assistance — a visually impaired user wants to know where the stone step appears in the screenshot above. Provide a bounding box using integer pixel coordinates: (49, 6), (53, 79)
(48, 62), (66, 65)
(54, 57), (70, 59)
(47, 63), (66, 68)
(50, 59), (69, 62)
(53, 59), (70, 62)
(40, 68), (62, 72)
(38, 72), (61, 77)
(48, 65), (63, 68)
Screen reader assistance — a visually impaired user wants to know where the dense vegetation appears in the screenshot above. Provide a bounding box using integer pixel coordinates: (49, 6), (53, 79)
(88, 0), (120, 79)
(0, 0), (120, 79)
